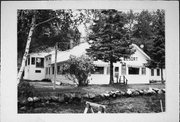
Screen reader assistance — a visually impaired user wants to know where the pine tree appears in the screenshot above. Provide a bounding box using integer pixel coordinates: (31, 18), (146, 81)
(149, 9), (165, 81)
(86, 10), (134, 84)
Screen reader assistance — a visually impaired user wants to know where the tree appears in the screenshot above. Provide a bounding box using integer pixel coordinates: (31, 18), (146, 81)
(131, 10), (154, 56)
(61, 55), (95, 86)
(86, 10), (134, 84)
(147, 9), (165, 81)
(17, 10), (82, 83)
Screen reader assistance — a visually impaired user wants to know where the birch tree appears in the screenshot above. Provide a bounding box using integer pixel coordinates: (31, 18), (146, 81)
(17, 10), (83, 84)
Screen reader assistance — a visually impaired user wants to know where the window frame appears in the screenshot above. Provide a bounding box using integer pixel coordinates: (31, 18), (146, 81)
(128, 67), (140, 75)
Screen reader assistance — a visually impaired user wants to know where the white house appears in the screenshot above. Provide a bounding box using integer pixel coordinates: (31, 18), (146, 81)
(23, 42), (166, 84)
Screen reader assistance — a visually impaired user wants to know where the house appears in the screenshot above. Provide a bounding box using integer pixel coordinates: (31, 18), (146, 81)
(23, 42), (166, 84)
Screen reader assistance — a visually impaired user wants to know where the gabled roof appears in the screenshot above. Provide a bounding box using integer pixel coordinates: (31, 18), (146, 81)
(50, 42), (151, 64)
(131, 43), (151, 60)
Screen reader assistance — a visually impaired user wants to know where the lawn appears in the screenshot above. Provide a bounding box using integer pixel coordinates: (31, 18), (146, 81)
(18, 81), (165, 113)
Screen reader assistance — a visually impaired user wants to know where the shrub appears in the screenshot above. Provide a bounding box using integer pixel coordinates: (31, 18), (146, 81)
(61, 55), (95, 86)
(18, 81), (36, 99)
(41, 78), (52, 82)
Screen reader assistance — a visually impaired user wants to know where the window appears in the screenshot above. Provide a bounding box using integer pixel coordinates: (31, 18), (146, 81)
(57, 65), (61, 74)
(49, 67), (50, 74)
(35, 70), (41, 73)
(52, 66), (54, 74)
(115, 67), (119, 72)
(36, 58), (44, 68)
(128, 67), (139, 75)
(142, 67), (146, 75)
(25, 60), (27, 66)
(93, 66), (104, 74)
(31, 57), (35, 65)
(151, 69), (154, 76)
(157, 69), (160, 76)
(46, 67), (48, 75)
(28, 57), (30, 65)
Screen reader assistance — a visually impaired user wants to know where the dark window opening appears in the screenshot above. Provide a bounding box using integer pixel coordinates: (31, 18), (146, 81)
(128, 67), (139, 75)
(35, 70), (41, 73)
(36, 58), (44, 68)
(151, 69), (154, 76)
(46, 67), (48, 75)
(28, 57), (30, 65)
(52, 66), (54, 74)
(157, 69), (160, 76)
(92, 66), (104, 74)
(25, 60), (27, 66)
(49, 67), (50, 74)
(31, 57), (35, 65)
(115, 67), (119, 72)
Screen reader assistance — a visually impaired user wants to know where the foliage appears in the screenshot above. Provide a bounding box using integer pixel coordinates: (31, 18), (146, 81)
(147, 10), (165, 81)
(131, 10), (154, 56)
(61, 55), (95, 86)
(148, 10), (165, 68)
(18, 81), (36, 98)
(41, 78), (52, 82)
(86, 9), (134, 84)
(17, 9), (82, 58)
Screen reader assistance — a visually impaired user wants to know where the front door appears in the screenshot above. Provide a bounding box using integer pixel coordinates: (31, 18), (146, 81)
(114, 67), (119, 83)
(121, 63), (126, 75)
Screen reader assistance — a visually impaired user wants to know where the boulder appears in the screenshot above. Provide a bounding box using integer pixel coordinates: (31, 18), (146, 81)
(20, 106), (27, 111)
(27, 97), (33, 102)
(88, 93), (96, 99)
(132, 91), (139, 96)
(58, 95), (65, 103)
(51, 96), (59, 102)
(33, 97), (39, 102)
(126, 89), (133, 96)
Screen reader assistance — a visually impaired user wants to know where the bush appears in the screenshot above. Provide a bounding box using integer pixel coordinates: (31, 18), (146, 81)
(61, 55), (95, 86)
(41, 78), (52, 82)
(18, 81), (36, 98)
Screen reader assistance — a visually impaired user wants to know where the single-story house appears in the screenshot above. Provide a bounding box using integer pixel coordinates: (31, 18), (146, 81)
(23, 42), (165, 84)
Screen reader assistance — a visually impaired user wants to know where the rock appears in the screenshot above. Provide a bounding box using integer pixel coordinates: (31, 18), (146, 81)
(103, 93), (110, 98)
(94, 95), (102, 101)
(88, 93), (96, 99)
(82, 93), (89, 99)
(58, 95), (65, 103)
(132, 91), (139, 96)
(51, 96), (59, 101)
(152, 88), (159, 93)
(20, 106), (27, 111)
(137, 90), (144, 95)
(27, 97), (33, 102)
(33, 97), (39, 102)
(70, 93), (76, 99)
(147, 87), (156, 95)
(127, 89), (132, 96)
(143, 90), (149, 95)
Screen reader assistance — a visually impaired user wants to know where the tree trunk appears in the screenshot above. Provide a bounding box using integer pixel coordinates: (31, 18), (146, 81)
(160, 67), (164, 81)
(17, 16), (36, 84)
(53, 43), (58, 90)
(109, 60), (114, 84)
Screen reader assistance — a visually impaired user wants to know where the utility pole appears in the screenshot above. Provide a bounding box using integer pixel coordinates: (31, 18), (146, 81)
(53, 42), (58, 90)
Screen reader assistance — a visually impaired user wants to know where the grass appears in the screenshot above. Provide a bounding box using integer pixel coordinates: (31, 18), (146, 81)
(18, 81), (165, 113)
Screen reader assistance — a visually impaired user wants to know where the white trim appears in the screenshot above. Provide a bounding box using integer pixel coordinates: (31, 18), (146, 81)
(131, 44), (151, 60)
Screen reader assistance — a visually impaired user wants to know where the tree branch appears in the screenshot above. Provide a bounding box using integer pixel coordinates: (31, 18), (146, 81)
(35, 16), (57, 27)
